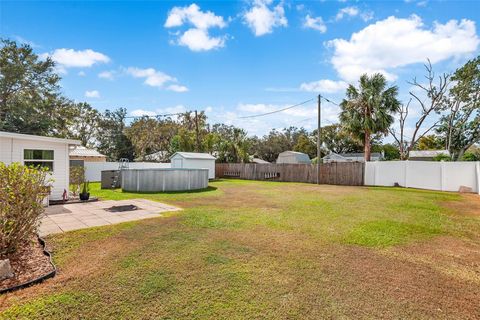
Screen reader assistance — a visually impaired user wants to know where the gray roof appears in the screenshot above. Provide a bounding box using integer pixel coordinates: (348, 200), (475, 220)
(69, 146), (106, 158)
(251, 158), (270, 164)
(341, 152), (382, 158)
(0, 131), (80, 145)
(409, 150), (450, 157)
(170, 152), (216, 160)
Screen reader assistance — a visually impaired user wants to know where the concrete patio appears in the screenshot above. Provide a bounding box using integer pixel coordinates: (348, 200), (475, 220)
(39, 199), (181, 236)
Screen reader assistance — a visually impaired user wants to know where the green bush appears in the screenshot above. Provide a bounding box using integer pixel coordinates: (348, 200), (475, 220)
(70, 166), (85, 196)
(0, 163), (49, 256)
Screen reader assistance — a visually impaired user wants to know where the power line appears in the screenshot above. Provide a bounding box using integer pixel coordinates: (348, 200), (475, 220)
(321, 96), (340, 106)
(238, 98), (315, 119)
(124, 111), (192, 119)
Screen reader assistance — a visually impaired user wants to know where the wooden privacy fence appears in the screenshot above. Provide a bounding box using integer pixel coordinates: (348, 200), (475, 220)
(216, 163), (364, 186)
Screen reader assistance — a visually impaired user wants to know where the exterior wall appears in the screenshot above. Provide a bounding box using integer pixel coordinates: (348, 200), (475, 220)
(170, 155), (215, 179)
(0, 136), (70, 200)
(70, 155), (106, 163)
(365, 161), (480, 194)
(84, 161), (171, 181)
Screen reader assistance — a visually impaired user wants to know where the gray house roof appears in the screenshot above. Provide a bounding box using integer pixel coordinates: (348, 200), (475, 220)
(69, 146), (106, 158)
(409, 150), (450, 158)
(170, 152), (216, 160)
(277, 151), (311, 164)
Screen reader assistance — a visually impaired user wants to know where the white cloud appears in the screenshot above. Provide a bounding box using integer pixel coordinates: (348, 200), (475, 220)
(45, 48), (110, 68)
(243, 0), (287, 37)
(328, 15), (479, 82)
(85, 90), (100, 98)
(167, 84), (189, 92)
(335, 6), (373, 22)
(165, 3), (227, 51)
(165, 3), (226, 29)
(130, 109), (157, 117)
(300, 79), (348, 93)
(98, 70), (115, 80)
(77, 71), (86, 77)
(126, 67), (188, 92)
(129, 105), (189, 119)
(178, 28), (225, 51)
(303, 15), (327, 33)
(335, 6), (359, 21)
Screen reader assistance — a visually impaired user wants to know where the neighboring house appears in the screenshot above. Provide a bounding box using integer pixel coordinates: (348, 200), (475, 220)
(409, 150), (450, 161)
(276, 151), (311, 164)
(0, 131), (80, 200)
(323, 152), (383, 163)
(251, 157), (270, 164)
(69, 146), (107, 167)
(170, 152), (216, 179)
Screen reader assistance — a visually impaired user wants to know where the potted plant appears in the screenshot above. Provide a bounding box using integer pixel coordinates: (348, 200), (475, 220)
(79, 180), (90, 201)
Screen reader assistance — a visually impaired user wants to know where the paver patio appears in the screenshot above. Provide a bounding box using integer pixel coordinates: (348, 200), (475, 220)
(39, 199), (181, 236)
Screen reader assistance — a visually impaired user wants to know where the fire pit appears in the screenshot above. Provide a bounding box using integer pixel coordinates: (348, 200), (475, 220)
(104, 204), (139, 213)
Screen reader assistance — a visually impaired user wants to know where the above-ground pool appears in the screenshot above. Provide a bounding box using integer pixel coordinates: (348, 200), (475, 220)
(122, 168), (209, 192)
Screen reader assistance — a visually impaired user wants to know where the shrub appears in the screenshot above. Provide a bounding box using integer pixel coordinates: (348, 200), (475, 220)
(70, 166), (85, 197)
(0, 163), (50, 256)
(432, 154), (451, 162)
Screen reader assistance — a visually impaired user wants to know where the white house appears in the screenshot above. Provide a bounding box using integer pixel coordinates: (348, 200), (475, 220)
(323, 152), (383, 163)
(170, 152), (216, 179)
(0, 131), (81, 200)
(276, 151), (311, 164)
(409, 150), (450, 161)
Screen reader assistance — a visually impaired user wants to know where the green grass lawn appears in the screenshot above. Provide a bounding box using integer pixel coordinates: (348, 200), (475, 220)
(2, 180), (479, 319)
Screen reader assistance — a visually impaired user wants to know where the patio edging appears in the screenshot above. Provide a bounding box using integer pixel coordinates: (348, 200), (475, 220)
(0, 235), (57, 294)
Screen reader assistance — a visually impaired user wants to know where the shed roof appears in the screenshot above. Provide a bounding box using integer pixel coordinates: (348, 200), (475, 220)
(170, 152), (216, 160)
(409, 150), (450, 157)
(69, 146), (106, 158)
(0, 131), (80, 145)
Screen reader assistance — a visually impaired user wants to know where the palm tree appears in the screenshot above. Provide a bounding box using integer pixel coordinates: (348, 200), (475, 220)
(340, 73), (400, 161)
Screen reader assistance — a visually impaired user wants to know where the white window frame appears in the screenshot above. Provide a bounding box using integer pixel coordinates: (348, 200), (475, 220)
(23, 149), (55, 172)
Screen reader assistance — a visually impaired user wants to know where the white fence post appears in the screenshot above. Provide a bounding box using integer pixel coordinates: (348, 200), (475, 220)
(440, 161), (445, 192)
(404, 161), (409, 188)
(476, 161), (480, 195)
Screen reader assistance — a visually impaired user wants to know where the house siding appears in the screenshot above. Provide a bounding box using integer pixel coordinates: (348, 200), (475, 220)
(0, 136), (70, 200)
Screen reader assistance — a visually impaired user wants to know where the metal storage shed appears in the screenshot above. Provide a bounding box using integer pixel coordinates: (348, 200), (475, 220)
(170, 152), (216, 179)
(276, 151), (311, 164)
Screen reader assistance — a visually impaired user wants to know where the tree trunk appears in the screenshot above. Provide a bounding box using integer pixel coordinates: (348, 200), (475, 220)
(364, 131), (371, 162)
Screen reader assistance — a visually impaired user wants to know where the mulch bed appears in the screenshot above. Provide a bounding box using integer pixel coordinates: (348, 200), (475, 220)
(0, 237), (55, 293)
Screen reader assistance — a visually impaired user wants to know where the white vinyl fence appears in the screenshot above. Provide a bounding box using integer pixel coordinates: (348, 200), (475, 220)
(365, 161), (480, 194)
(84, 162), (171, 181)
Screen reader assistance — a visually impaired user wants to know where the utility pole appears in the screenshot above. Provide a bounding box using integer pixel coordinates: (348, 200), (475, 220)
(317, 94), (321, 184)
(194, 110), (200, 152)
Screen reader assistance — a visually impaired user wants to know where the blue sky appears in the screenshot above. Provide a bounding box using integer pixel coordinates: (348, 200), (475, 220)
(1, 0), (479, 138)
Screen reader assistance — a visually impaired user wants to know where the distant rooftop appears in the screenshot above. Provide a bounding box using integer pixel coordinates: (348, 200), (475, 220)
(409, 150), (450, 157)
(69, 146), (106, 158)
(170, 152), (216, 160)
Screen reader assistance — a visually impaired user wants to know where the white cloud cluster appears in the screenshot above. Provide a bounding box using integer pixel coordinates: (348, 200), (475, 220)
(98, 70), (115, 80)
(126, 67), (188, 92)
(164, 3), (227, 51)
(335, 6), (373, 22)
(129, 105), (189, 119)
(85, 90), (100, 98)
(328, 15), (479, 82)
(303, 15), (327, 33)
(243, 0), (287, 37)
(46, 48), (110, 68)
(300, 79), (348, 93)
